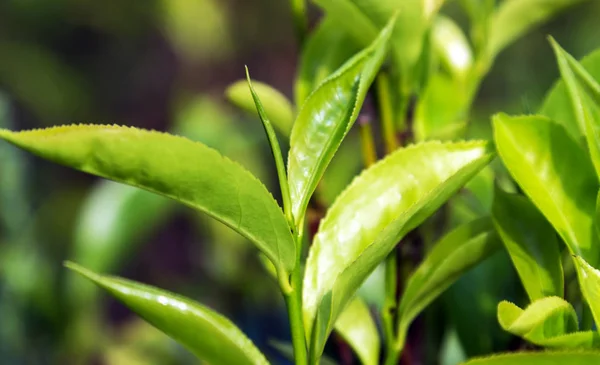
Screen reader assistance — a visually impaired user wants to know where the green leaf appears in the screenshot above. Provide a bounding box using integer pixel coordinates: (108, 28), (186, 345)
(497, 297), (582, 347)
(550, 37), (600, 179)
(0, 125), (296, 274)
(303, 140), (494, 360)
(65, 262), (269, 365)
(294, 16), (359, 107)
(488, 0), (586, 59)
(493, 114), (599, 266)
(287, 16), (394, 226)
(432, 16), (473, 81)
(314, 0), (445, 93)
(333, 297), (380, 365)
(413, 73), (469, 142)
(540, 48), (600, 143)
(573, 256), (600, 328)
(596, 190), (600, 240)
(492, 188), (563, 301)
(225, 79), (294, 138)
(397, 217), (501, 351)
(245, 67), (293, 227)
(69, 182), (173, 305)
(461, 352), (600, 364)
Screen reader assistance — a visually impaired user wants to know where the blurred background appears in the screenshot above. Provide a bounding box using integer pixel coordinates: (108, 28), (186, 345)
(0, 1), (599, 364)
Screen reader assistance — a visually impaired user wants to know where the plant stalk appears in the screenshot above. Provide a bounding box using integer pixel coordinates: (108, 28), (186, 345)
(382, 253), (399, 364)
(377, 73), (398, 153)
(282, 224), (308, 365)
(358, 116), (378, 167)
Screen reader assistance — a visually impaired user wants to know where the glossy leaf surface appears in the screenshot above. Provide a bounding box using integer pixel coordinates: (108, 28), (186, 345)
(0, 125), (296, 273)
(461, 352), (600, 365)
(432, 16), (473, 81)
(493, 114), (599, 266)
(541, 48), (600, 142)
(497, 297), (586, 348)
(287, 17), (394, 225)
(488, 0), (586, 58)
(66, 262), (269, 365)
(303, 140), (494, 359)
(397, 217), (501, 350)
(226, 79), (294, 137)
(492, 188), (563, 301)
(573, 256), (600, 328)
(550, 38), (600, 178)
(294, 16), (358, 107)
(333, 297), (379, 365)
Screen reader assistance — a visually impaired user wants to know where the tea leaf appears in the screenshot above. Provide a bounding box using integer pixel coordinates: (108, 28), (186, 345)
(333, 297), (379, 365)
(492, 188), (563, 301)
(413, 73), (468, 142)
(497, 297), (581, 347)
(65, 262), (270, 365)
(573, 256), (600, 328)
(245, 67), (293, 226)
(493, 114), (599, 266)
(0, 125), (296, 274)
(461, 352), (600, 364)
(70, 182), (173, 304)
(226, 79), (294, 137)
(488, 0), (586, 59)
(287, 16), (394, 226)
(550, 37), (600, 179)
(294, 16), (358, 106)
(314, 0), (445, 92)
(596, 190), (600, 240)
(540, 48), (600, 143)
(396, 217), (501, 351)
(303, 140), (494, 360)
(432, 16), (473, 81)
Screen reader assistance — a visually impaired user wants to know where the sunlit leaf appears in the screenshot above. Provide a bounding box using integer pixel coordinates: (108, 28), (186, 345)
(397, 217), (501, 351)
(303, 140), (494, 360)
(493, 114), (599, 266)
(550, 37), (600, 179)
(0, 125), (296, 274)
(488, 0), (586, 59)
(573, 256), (600, 328)
(294, 16), (358, 107)
(432, 16), (473, 81)
(333, 297), (380, 365)
(461, 352), (600, 364)
(413, 73), (469, 142)
(497, 297), (585, 348)
(287, 16), (394, 226)
(540, 48), (600, 143)
(65, 262), (269, 365)
(226, 79), (294, 137)
(492, 188), (563, 301)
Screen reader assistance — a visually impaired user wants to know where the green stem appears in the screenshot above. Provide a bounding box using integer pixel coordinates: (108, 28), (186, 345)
(290, 0), (307, 47)
(282, 224), (308, 365)
(284, 269), (308, 365)
(377, 73), (398, 153)
(358, 116), (377, 167)
(382, 253), (399, 364)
